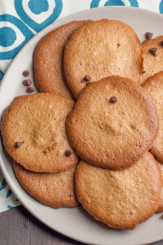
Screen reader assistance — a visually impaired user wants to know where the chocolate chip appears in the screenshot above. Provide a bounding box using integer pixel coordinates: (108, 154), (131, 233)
(160, 41), (163, 46)
(109, 96), (118, 104)
(15, 141), (24, 148)
(159, 214), (163, 220)
(23, 79), (32, 86)
(149, 47), (157, 57)
(64, 150), (72, 157)
(82, 75), (91, 82)
(26, 86), (35, 93)
(23, 70), (30, 77)
(145, 32), (153, 40)
(142, 68), (146, 74)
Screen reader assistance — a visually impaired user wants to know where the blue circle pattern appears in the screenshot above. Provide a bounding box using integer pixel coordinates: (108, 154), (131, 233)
(0, 14), (34, 60)
(160, 0), (163, 13)
(90, 0), (139, 8)
(0, 0), (63, 61)
(14, 0), (63, 32)
(28, 0), (49, 15)
(0, 27), (17, 47)
(104, 0), (125, 6)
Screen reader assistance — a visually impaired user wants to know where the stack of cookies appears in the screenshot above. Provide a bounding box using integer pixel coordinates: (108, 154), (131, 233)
(1, 19), (163, 230)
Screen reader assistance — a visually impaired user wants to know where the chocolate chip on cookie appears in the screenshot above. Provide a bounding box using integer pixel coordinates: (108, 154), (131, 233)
(109, 96), (117, 104)
(141, 36), (163, 84)
(142, 68), (146, 74)
(15, 141), (24, 148)
(82, 75), (91, 82)
(149, 47), (157, 57)
(160, 41), (163, 46)
(64, 150), (72, 157)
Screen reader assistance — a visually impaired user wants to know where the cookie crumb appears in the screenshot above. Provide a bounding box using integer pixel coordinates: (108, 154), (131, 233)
(109, 96), (118, 104)
(145, 32), (153, 40)
(149, 47), (157, 57)
(15, 141), (24, 148)
(23, 70), (30, 77)
(64, 150), (72, 157)
(130, 211), (136, 215)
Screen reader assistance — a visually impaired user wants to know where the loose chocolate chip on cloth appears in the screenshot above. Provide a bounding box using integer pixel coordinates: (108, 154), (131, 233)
(66, 76), (158, 170)
(23, 79), (32, 86)
(1, 93), (78, 173)
(145, 32), (153, 40)
(13, 161), (78, 208)
(75, 153), (162, 230)
(64, 19), (143, 98)
(23, 70), (30, 77)
(33, 20), (89, 98)
(26, 86), (35, 93)
(141, 36), (163, 84)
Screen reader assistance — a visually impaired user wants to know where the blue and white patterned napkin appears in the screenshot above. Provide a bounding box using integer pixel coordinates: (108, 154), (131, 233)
(0, 0), (163, 213)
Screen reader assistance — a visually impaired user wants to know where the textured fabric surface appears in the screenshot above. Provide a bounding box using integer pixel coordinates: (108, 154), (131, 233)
(0, 0), (162, 213)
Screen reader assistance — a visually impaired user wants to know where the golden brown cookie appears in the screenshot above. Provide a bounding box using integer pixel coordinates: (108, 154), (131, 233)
(64, 19), (143, 98)
(76, 153), (162, 230)
(143, 72), (163, 163)
(141, 36), (163, 85)
(1, 93), (78, 173)
(157, 161), (163, 212)
(66, 76), (158, 170)
(34, 20), (88, 98)
(13, 161), (78, 208)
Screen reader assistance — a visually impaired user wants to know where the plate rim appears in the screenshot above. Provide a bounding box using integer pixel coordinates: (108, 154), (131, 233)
(0, 6), (163, 245)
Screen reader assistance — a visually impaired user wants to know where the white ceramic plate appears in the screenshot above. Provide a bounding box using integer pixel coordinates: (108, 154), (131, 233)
(0, 6), (163, 245)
